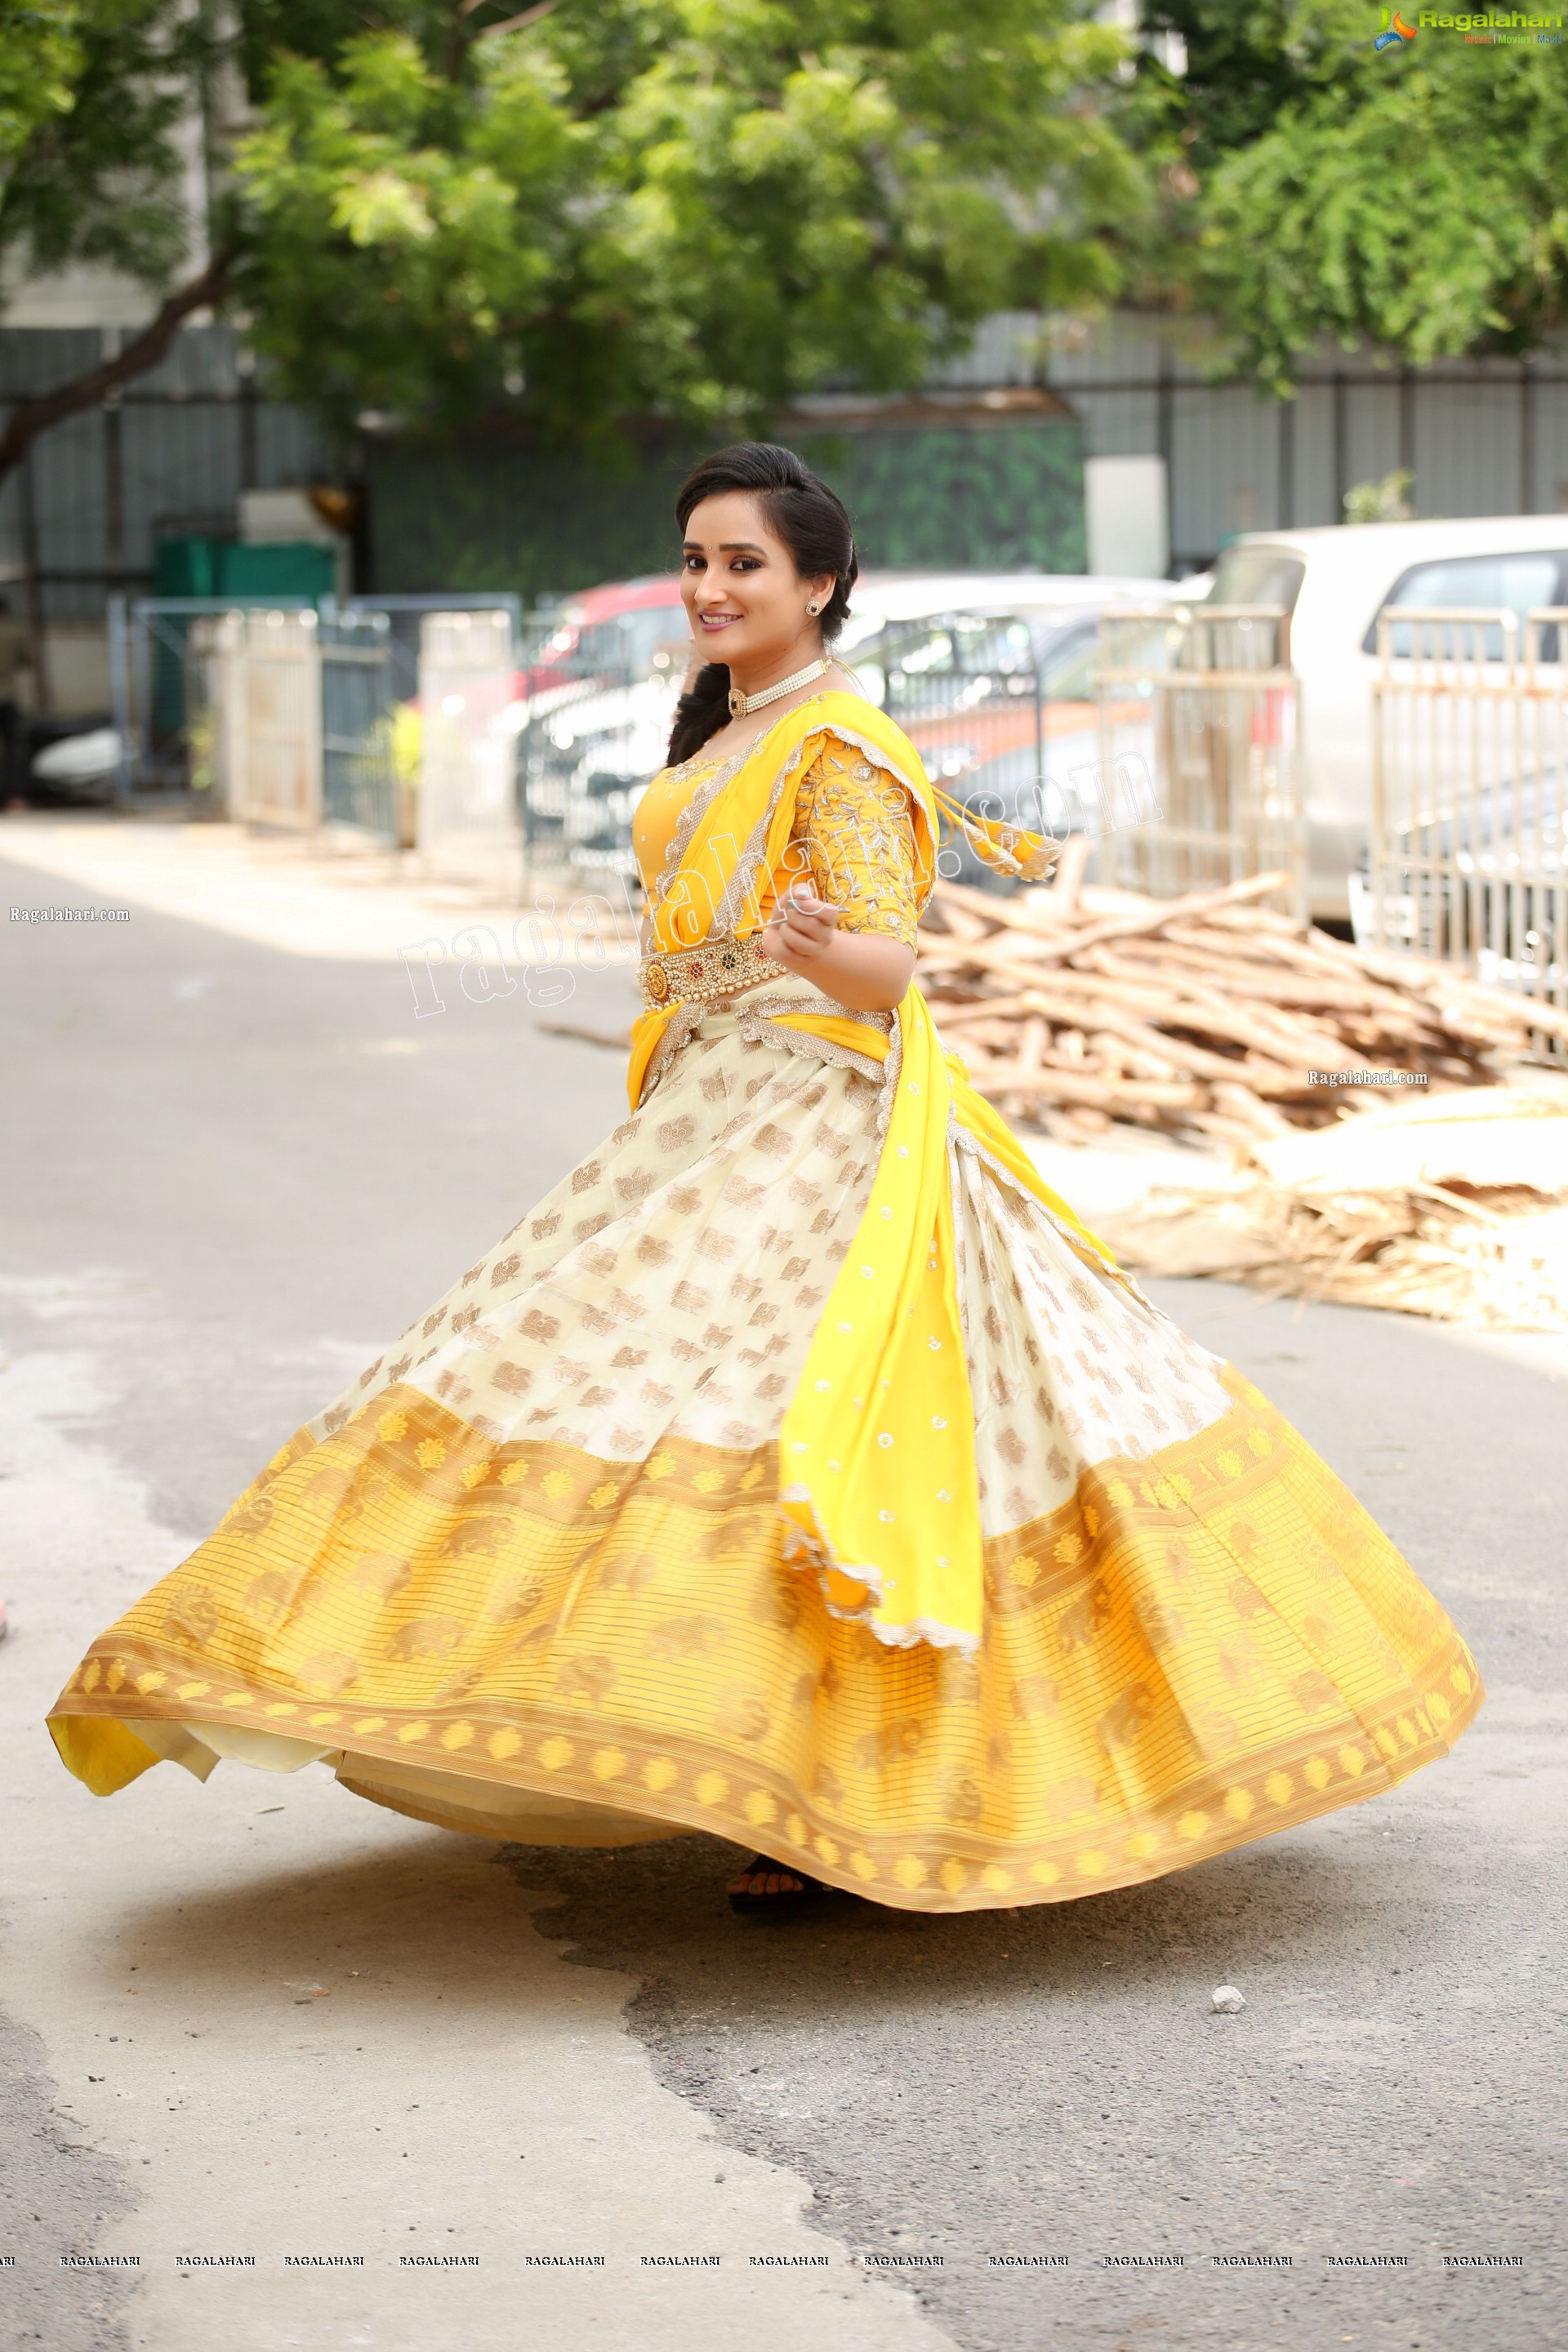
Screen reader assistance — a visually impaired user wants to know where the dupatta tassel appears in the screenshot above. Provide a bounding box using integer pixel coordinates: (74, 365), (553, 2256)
(929, 784), (1062, 884)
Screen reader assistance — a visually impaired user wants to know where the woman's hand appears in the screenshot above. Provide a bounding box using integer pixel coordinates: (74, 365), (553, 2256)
(761, 883), (841, 967)
(760, 885), (916, 1013)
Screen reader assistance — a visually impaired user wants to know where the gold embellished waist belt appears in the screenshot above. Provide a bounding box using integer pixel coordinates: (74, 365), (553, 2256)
(639, 933), (790, 1013)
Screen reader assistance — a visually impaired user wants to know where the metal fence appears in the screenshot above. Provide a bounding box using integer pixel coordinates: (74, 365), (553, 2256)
(105, 590), (1309, 920)
(321, 611), (398, 840)
(510, 601), (1301, 907)
(1093, 604), (1303, 912)
(1365, 605), (1567, 1049)
(109, 595), (316, 801)
(109, 591), (521, 858)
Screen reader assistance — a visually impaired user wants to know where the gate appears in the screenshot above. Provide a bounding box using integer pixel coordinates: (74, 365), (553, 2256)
(109, 594), (319, 803)
(321, 611), (397, 844)
(1365, 606), (1567, 1052)
(1095, 605), (1303, 911)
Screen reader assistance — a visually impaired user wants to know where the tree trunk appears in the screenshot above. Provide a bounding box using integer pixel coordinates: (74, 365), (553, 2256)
(0, 250), (234, 490)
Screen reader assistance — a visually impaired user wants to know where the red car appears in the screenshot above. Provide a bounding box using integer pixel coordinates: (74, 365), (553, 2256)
(521, 576), (688, 697)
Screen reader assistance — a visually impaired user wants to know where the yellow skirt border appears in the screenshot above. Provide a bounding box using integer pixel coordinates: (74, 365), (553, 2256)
(48, 1643), (1481, 1914)
(47, 1370), (1483, 1913)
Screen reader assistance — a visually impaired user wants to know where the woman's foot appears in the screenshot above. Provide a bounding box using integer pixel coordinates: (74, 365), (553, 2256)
(726, 1853), (826, 1913)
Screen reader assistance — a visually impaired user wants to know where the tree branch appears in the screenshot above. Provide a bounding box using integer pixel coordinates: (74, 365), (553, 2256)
(473, 1), (555, 42)
(0, 247), (234, 488)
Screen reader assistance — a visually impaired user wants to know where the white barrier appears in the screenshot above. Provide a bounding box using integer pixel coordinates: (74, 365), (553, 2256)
(1367, 604), (1567, 1054)
(1096, 604), (1303, 914)
(218, 610), (323, 829)
(416, 609), (521, 893)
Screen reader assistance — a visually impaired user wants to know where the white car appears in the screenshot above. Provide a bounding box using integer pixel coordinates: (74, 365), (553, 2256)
(846, 569), (1189, 634)
(1209, 516), (1568, 920)
(520, 570), (1189, 883)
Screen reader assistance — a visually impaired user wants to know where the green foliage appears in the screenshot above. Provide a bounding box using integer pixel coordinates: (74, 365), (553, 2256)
(0, 0), (214, 289)
(1136, 2), (1568, 389)
(0, 2), (82, 177)
(234, 0), (1147, 440)
(1343, 467), (1413, 524)
(8, 0), (1568, 461)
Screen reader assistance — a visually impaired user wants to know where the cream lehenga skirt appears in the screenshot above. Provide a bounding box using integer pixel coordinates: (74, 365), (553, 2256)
(49, 978), (1481, 1911)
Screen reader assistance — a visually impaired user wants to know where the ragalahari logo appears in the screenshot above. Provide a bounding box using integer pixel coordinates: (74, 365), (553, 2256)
(1374, 7), (1418, 42)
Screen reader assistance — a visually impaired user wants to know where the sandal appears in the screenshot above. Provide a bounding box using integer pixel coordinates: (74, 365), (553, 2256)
(726, 1853), (827, 1914)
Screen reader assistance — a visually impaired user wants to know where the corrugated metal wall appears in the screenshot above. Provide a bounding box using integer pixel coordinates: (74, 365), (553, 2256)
(0, 324), (332, 625)
(929, 313), (1568, 570)
(5, 312), (1568, 629)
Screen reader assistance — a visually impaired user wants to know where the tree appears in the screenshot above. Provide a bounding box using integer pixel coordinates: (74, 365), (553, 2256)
(0, 1), (1147, 479)
(232, 0), (1149, 445)
(0, 0), (233, 485)
(1135, 2), (1568, 391)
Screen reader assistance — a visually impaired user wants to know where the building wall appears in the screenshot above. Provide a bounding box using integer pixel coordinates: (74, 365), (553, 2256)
(0, 325), (332, 708)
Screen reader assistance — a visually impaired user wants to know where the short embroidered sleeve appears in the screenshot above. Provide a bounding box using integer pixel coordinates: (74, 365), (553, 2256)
(786, 745), (920, 947)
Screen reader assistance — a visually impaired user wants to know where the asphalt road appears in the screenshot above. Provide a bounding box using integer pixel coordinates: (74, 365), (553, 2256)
(2, 841), (1564, 2352)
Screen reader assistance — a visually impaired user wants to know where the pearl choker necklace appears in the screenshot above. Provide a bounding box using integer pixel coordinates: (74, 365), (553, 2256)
(727, 657), (829, 719)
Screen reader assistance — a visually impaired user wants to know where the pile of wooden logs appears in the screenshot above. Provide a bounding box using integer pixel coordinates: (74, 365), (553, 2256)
(918, 844), (1568, 1146)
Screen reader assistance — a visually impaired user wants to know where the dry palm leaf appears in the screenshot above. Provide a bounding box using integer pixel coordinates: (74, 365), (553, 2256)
(1096, 1084), (1568, 1329)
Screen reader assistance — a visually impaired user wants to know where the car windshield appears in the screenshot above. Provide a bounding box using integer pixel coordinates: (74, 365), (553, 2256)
(1365, 550), (1566, 659)
(1037, 624), (1099, 702)
(882, 613), (1036, 677)
(1209, 548), (1306, 613)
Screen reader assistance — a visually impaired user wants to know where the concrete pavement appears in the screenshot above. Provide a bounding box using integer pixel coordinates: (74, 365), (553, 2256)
(510, 1283), (1567, 2350)
(2, 820), (1564, 2352)
(0, 840), (951, 2352)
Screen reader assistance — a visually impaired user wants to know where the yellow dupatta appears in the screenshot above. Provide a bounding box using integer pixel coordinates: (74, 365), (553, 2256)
(631, 692), (1117, 1655)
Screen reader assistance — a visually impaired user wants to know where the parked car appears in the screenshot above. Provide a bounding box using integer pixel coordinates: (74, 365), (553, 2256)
(25, 718), (124, 805)
(1209, 516), (1568, 920)
(514, 569), (1180, 885)
(845, 574), (1182, 882)
(521, 575), (687, 697)
(512, 581), (688, 878)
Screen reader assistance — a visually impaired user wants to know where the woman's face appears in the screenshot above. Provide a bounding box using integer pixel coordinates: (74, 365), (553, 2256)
(679, 491), (833, 668)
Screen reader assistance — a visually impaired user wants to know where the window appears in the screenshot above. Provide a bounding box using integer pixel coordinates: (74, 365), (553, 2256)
(1038, 625), (1100, 702)
(1209, 548), (1306, 614)
(883, 615), (1035, 680)
(577, 606), (688, 674)
(1363, 551), (1566, 659)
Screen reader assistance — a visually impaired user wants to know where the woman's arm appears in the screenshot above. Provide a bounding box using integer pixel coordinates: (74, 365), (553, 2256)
(759, 885), (915, 1013)
(756, 742), (923, 1011)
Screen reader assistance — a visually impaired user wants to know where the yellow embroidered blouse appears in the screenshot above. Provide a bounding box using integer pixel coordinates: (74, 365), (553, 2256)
(633, 732), (921, 947)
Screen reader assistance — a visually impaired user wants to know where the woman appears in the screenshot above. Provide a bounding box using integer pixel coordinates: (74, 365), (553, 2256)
(48, 443), (1481, 1914)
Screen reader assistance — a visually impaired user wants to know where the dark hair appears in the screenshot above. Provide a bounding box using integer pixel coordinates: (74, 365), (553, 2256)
(666, 442), (858, 765)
